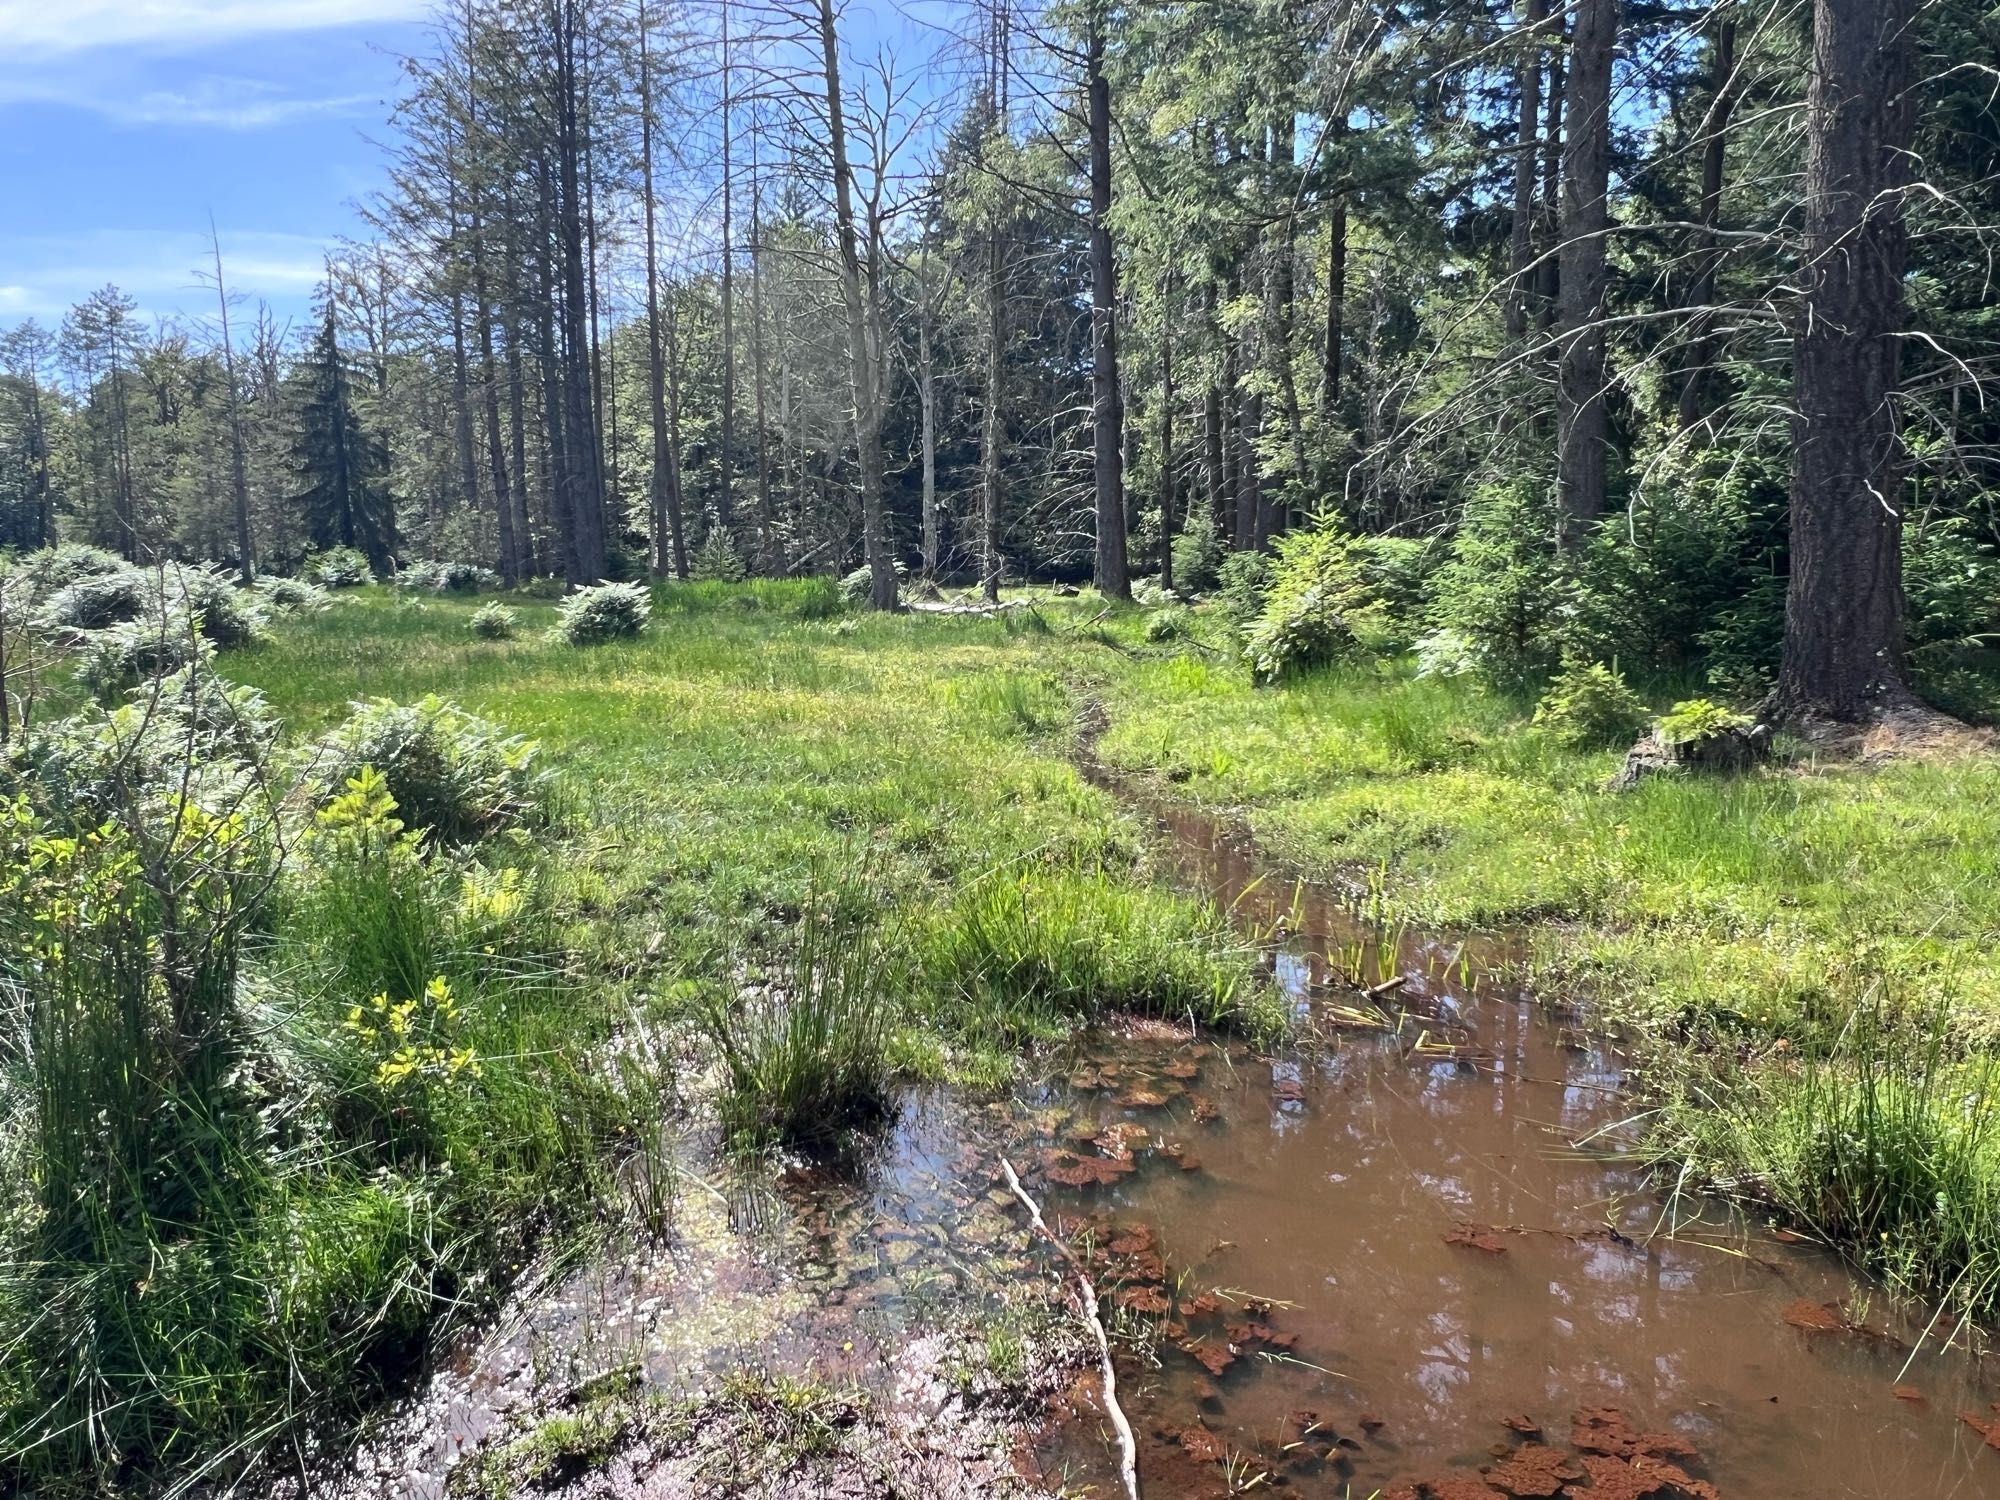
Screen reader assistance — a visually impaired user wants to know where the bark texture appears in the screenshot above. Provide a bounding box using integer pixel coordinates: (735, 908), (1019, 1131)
(1769, 0), (1918, 722)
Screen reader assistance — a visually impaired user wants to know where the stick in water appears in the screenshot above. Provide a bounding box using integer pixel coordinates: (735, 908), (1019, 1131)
(998, 1156), (1140, 1500)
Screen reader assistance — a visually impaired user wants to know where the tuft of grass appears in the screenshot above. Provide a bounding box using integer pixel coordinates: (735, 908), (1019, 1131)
(920, 866), (1277, 1041)
(695, 865), (899, 1148)
(1650, 997), (2000, 1321)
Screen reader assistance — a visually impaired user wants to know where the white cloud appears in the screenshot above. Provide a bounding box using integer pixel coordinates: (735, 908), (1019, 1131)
(124, 78), (379, 130)
(0, 70), (379, 129)
(0, 1), (428, 55)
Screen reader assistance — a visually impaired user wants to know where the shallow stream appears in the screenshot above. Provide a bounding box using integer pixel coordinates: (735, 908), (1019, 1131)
(365, 777), (2000, 1498)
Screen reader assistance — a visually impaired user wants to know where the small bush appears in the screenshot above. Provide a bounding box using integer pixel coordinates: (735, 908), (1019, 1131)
(1142, 606), (1194, 643)
(1216, 549), (1273, 622)
(318, 695), (545, 844)
(6, 666), (276, 826)
(1426, 480), (1571, 687)
(15, 543), (127, 600)
(398, 558), (499, 594)
(1413, 627), (1483, 680)
(306, 546), (373, 588)
(1242, 526), (1382, 685)
(470, 602), (519, 640)
(557, 581), (651, 645)
(692, 532), (747, 583)
(1905, 518), (2000, 657)
(76, 612), (208, 698)
(840, 561), (905, 604)
(38, 566), (148, 630)
(1171, 509), (1226, 593)
(254, 574), (330, 614)
(162, 564), (266, 648)
(1532, 660), (1650, 750)
(1655, 697), (1753, 747)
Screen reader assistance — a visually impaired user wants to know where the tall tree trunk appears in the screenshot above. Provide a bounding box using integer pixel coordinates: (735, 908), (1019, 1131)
(750, 157), (777, 570)
(469, 215), (516, 583)
(1556, 0), (1615, 542)
(555, 3), (607, 583)
(638, 0), (690, 580)
(208, 225), (255, 581)
(1203, 280), (1227, 536)
(1770, 0), (1918, 721)
(1267, 112), (1305, 524)
(1158, 270), (1177, 594)
(1677, 15), (1739, 434)
(1086, 4), (1130, 599)
(1537, 39), (1565, 324)
(816, 0), (896, 610)
(981, 217), (1007, 602)
(1506, 0), (1548, 343)
(918, 305), (939, 583)
(505, 297), (537, 577)
(717, 0), (738, 544)
(451, 294), (483, 523)
(1323, 195), (1347, 421)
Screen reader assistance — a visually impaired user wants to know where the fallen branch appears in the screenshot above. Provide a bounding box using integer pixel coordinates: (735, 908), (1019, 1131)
(1364, 973), (1408, 998)
(998, 1157), (1141, 1500)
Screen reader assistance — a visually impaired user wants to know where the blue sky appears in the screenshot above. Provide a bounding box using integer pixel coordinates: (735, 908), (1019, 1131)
(0, 0), (431, 331)
(0, 0), (997, 336)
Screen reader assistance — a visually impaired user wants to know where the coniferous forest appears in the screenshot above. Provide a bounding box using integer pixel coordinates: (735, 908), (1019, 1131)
(3, 1), (2000, 1496)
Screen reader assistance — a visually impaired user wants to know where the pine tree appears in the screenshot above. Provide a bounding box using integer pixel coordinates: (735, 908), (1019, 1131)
(291, 294), (396, 573)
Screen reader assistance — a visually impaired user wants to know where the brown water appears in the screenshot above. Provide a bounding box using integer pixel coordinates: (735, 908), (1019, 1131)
(1015, 779), (2000, 1497)
(355, 781), (2000, 1499)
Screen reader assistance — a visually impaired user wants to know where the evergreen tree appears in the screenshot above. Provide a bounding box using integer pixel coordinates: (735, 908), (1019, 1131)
(290, 294), (396, 573)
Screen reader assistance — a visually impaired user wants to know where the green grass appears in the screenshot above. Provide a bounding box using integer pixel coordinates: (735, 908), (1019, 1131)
(1093, 614), (2000, 1317)
(1097, 647), (2000, 1040)
(20, 573), (2000, 1487)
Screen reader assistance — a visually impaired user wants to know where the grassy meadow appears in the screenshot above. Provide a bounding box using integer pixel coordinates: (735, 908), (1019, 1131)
(6, 575), (2000, 1491)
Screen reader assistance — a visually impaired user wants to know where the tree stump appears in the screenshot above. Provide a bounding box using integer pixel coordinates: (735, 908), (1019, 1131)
(1610, 722), (1771, 790)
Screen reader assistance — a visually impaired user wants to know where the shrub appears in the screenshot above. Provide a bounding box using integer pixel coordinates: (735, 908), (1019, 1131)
(307, 546), (373, 588)
(1531, 659), (1650, 749)
(840, 561), (905, 604)
(254, 574), (330, 614)
(76, 611), (208, 698)
(1427, 480), (1572, 687)
(398, 558), (498, 594)
(692, 531), (747, 583)
(1170, 509), (1226, 593)
(1655, 696), (1753, 747)
(1242, 525), (1382, 685)
(1905, 518), (2000, 657)
(37, 566), (148, 630)
(15, 542), (126, 601)
(161, 563), (266, 648)
(1216, 549), (1272, 622)
(1413, 627), (1483, 680)
(556, 581), (651, 645)
(470, 602), (519, 640)
(318, 695), (545, 844)
(6, 666), (276, 827)
(1142, 606), (1193, 643)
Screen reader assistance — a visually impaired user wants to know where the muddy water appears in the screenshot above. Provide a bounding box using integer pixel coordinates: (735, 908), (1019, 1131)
(1024, 780), (2000, 1497)
(359, 781), (2000, 1499)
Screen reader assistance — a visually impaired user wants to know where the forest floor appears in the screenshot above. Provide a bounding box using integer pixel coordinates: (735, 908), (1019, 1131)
(201, 580), (2000, 1490)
